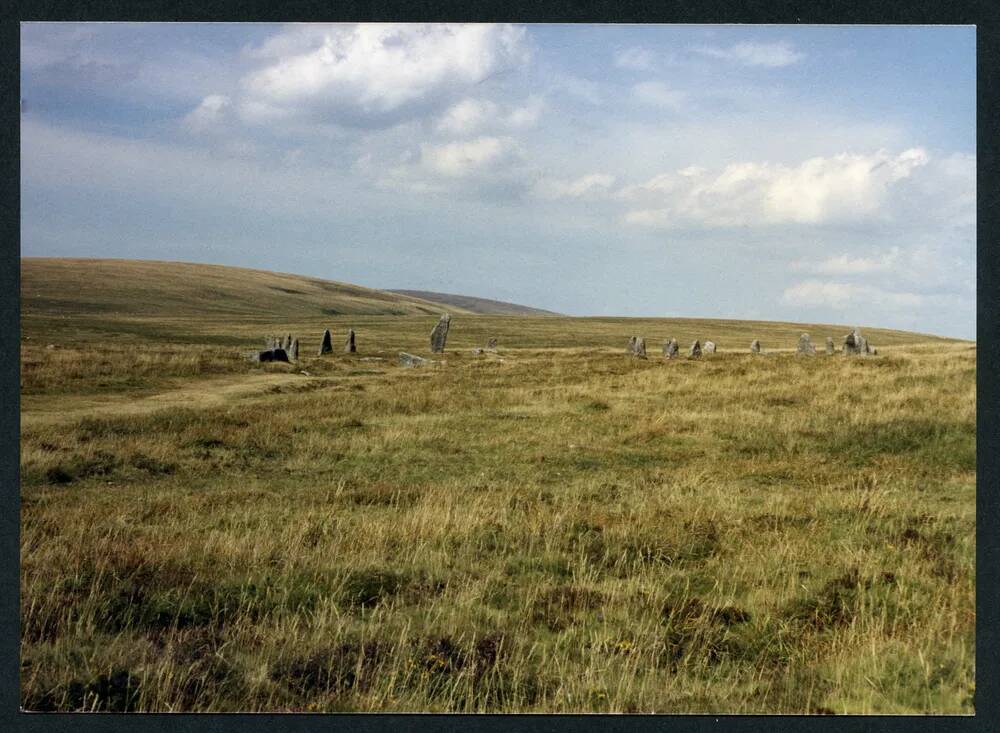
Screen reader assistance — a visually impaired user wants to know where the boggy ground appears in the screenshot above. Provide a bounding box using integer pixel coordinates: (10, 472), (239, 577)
(19, 316), (975, 713)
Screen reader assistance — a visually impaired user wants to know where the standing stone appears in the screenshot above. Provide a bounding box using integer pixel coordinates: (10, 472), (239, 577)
(486, 338), (498, 351)
(797, 333), (816, 355)
(663, 338), (679, 359)
(750, 339), (761, 354)
(633, 337), (646, 358)
(318, 329), (333, 356)
(258, 348), (289, 363)
(283, 334), (291, 351)
(290, 338), (299, 361)
(704, 341), (717, 354)
(344, 329), (356, 353)
(627, 336), (637, 354)
(399, 352), (428, 368)
(843, 328), (870, 355)
(689, 340), (702, 358)
(430, 314), (451, 353)
(870, 346), (878, 356)
(826, 337), (835, 355)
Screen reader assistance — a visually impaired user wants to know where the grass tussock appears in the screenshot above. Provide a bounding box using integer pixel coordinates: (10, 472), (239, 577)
(19, 310), (974, 713)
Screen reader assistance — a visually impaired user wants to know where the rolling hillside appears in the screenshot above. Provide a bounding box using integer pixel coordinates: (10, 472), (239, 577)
(20, 258), (962, 351)
(387, 289), (560, 316)
(20, 258), (469, 320)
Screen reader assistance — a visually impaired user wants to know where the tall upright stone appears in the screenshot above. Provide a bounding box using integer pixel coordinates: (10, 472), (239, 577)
(825, 336), (835, 355)
(627, 336), (637, 354)
(750, 339), (761, 354)
(633, 337), (647, 358)
(430, 314), (451, 353)
(797, 333), (816, 355)
(318, 329), (333, 356)
(344, 329), (356, 353)
(290, 338), (299, 361)
(486, 338), (498, 351)
(843, 328), (870, 355)
(704, 341), (717, 354)
(663, 338), (679, 359)
(689, 340), (702, 358)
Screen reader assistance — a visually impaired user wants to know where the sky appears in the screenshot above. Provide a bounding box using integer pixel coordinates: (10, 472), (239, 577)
(20, 23), (976, 338)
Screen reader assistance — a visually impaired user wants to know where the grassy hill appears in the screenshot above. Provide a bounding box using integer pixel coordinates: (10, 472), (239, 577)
(20, 258), (959, 351)
(387, 289), (560, 316)
(21, 258), (468, 320)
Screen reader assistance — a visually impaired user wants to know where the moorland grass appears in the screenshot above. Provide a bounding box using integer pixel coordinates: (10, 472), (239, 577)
(18, 260), (974, 713)
(20, 329), (974, 713)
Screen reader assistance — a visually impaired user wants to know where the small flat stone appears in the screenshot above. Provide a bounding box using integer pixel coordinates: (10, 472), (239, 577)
(399, 352), (429, 367)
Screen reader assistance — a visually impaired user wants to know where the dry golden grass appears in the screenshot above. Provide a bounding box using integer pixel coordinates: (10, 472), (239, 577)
(19, 260), (974, 713)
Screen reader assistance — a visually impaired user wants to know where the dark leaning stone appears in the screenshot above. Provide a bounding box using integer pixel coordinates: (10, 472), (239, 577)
(430, 314), (451, 353)
(344, 329), (356, 353)
(663, 338), (679, 359)
(258, 348), (290, 363)
(689, 340), (702, 358)
(750, 339), (761, 354)
(704, 341), (717, 354)
(318, 329), (333, 356)
(797, 333), (816, 355)
(486, 338), (498, 351)
(399, 352), (429, 367)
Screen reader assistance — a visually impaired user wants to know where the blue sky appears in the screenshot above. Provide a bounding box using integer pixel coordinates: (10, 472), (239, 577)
(20, 23), (976, 338)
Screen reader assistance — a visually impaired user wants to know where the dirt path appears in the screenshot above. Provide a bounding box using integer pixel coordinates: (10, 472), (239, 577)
(21, 372), (315, 429)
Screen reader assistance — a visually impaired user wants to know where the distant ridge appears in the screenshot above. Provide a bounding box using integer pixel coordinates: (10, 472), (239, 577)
(388, 289), (561, 316)
(20, 258), (480, 318)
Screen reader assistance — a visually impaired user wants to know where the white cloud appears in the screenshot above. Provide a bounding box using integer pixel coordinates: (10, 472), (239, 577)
(435, 94), (543, 135)
(436, 98), (498, 135)
(620, 148), (931, 229)
(533, 173), (616, 200)
(632, 81), (686, 110)
(615, 47), (656, 71)
(182, 94), (233, 133)
(505, 95), (544, 128)
(781, 280), (924, 310)
(420, 136), (515, 177)
(239, 23), (530, 128)
(792, 247), (901, 275)
(695, 41), (804, 68)
(547, 73), (602, 105)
